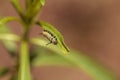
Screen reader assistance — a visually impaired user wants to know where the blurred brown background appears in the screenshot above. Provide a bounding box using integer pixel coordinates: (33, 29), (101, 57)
(0, 0), (120, 80)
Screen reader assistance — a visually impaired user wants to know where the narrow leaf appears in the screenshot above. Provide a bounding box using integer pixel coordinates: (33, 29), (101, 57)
(0, 34), (20, 57)
(31, 38), (117, 80)
(0, 34), (20, 41)
(26, 0), (33, 10)
(36, 21), (70, 54)
(26, 0), (46, 20)
(0, 17), (19, 26)
(11, 0), (25, 20)
(40, 0), (46, 6)
(0, 25), (19, 57)
(31, 46), (72, 66)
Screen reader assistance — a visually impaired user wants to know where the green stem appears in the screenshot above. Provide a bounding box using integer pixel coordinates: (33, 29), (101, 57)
(23, 27), (30, 41)
(11, 0), (25, 21)
(17, 22), (32, 80)
(18, 40), (31, 80)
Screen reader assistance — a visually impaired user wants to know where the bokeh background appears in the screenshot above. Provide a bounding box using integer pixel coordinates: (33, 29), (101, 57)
(0, 0), (120, 80)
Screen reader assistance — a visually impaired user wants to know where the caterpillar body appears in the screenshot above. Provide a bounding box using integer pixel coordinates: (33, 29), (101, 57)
(41, 30), (58, 45)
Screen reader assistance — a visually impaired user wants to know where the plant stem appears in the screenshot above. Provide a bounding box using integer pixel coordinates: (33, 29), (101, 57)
(18, 40), (31, 80)
(18, 26), (31, 80)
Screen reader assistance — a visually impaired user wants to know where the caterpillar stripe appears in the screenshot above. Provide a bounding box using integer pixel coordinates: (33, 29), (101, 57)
(41, 30), (58, 45)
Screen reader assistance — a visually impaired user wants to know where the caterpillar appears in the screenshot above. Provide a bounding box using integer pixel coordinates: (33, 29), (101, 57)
(41, 30), (58, 45)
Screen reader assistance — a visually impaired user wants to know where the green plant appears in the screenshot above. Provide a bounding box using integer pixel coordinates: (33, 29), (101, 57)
(0, 0), (117, 80)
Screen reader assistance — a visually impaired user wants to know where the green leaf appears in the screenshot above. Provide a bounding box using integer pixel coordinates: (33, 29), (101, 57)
(0, 25), (10, 33)
(0, 25), (19, 57)
(11, 0), (25, 20)
(26, 0), (33, 10)
(31, 38), (117, 80)
(26, 0), (46, 20)
(0, 34), (20, 41)
(36, 21), (70, 54)
(18, 41), (31, 80)
(0, 17), (19, 26)
(33, 0), (46, 8)
(40, 0), (46, 6)
(31, 46), (72, 66)
(0, 68), (9, 77)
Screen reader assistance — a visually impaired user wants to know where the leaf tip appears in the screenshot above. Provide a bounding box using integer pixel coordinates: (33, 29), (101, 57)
(61, 47), (70, 55)
(41, 0), (46, 6)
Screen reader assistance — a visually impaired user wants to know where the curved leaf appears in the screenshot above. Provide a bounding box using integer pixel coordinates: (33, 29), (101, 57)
(31, 46), (72, 66)
(11, 0), (25, 20)
(40, 0), (46, 6)
(36, 21), (70, 54)
(31, 38), (117, 80)
(0, 24), (20, 42)
(0, 25), (19, 57)
(26, 0), (33, 10)
(0, 17), (19, 26)
(26, 0), (46, 20)
(0, 34), (20, 57)
(0, 34), (20, 41)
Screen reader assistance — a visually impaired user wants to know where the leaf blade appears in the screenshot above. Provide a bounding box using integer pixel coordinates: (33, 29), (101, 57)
(31, 38), (117, 80)
(11, 0), (25, 20)
(40, 0), (46, 6)
(0, 17), (19, 26)
(36, 21), (70, 54)
(0, 25), (19, 57)
(31, 46), (72, 67)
